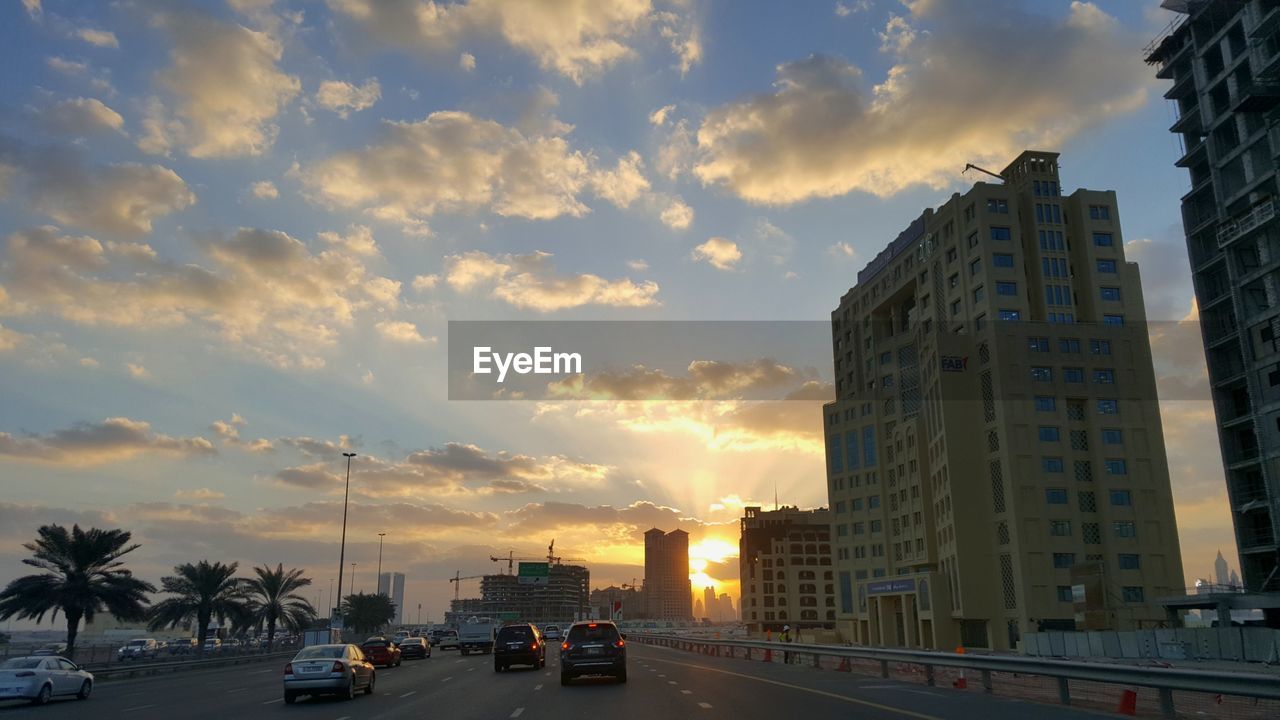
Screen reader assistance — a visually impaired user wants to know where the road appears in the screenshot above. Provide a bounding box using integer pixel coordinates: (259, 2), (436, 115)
(0, 643), (1117, 720)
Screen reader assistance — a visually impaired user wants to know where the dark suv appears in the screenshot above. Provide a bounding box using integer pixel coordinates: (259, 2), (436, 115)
(559, 621), (626, 685)
(493, 623), (544, 671)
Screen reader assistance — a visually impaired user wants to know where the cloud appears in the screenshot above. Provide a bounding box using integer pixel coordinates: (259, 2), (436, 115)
(174, 487), (225, 500)
(649, 104), (675, 126)
(693, 2), (1148, 203)
(503, 500), (691, 539)
(125, 362), (150, 379)
(0, 225), (402, 368)
(590, 151), (650, 209)
(315, 78), (381, 118)
(140, 11), (300, 158)
(828, 241), (856, 259)
(412, 274), (439, 292)
(444, 250), (659, 311)
(0, 139), (194, 238)
(78, 357), (99, 367)
(75, 28), (119, 48)
(659, 196), (693, 229)
(327, 0), (698, 83)
(0, 417), (216, 466)
(45, 56), (114, 95)
(250, 180), (279, 200)
(835, 1), (871, 17)
(21, 0), (40, 20)
(317, 224), (379, 256)
(375, 320), (432, 344)
(547, 359), (813, 401)
(460, 52), (476, 71)
(45, 98), (125, 136)
(692, 237), (741, 270)
(626, 259), (648, 271)
(0, 323), (26, 351)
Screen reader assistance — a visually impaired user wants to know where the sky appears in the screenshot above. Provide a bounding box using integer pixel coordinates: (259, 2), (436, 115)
(0, 0), (1240, 628)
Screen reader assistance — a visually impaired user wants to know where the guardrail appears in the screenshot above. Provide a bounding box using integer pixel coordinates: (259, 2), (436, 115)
(630, 633), (1280, 719)
(88, 650), (295, 681)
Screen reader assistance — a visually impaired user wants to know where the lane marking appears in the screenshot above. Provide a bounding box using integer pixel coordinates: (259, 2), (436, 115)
(442, 676), (453, 682)
(511, 708), (525, 718)
(261, 698), (283, 705)
(250, 668), (273, 674)
(639, 655), (942, 720)
(698, 702), (713, 709)
(225, 687), (247, 693)
(337, 716), (351, 720)
(122, 705), (156, 712)
(658, 674), (667, 677)
(400, 691), (417, 698)
(681, 690), (692, 695)
(467, 667), (475, 672)
(668, 680), (677, 685)
(534, 684), (543, 691)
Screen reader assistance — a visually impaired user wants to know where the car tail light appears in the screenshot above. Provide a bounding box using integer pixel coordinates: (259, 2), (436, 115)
(614, 639), (625, 648)
(283, 663), (293, 675)
(561, 642), (569, 651)
(14, 671), (34, 678)
(530, 642), (538, 651)
(331, 661), (345, 673)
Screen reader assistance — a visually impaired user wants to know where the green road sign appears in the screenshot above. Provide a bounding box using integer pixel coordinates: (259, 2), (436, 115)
(518, 562), (550, 585)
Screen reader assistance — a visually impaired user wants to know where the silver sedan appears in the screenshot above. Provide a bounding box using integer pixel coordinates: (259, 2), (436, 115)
(282, 644), (375, 704)
(0, 656), (94, 705)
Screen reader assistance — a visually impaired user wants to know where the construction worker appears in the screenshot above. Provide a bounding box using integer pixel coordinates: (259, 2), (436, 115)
(780, 624), (792, 664)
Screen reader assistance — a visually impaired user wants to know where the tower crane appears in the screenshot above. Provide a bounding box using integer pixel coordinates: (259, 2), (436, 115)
(489, 539), (583, 574)
(448, 571), (484, 602)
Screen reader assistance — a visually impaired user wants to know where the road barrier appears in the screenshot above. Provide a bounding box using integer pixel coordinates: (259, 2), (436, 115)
(88, 650), (295, 681)
(631, 633), (1280, 720)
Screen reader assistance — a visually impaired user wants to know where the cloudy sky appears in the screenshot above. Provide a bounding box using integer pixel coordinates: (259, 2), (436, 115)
(0, 0), (1235, 626)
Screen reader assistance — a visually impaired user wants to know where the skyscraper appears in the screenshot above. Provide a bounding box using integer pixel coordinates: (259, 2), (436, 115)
(1145, 0), (1280, 598)
(824, 151), (1185, 650)
(1215, 549), (1230, 587)
(738, 505), (836, 633)
(644, 528), (692, 620)
(703, 586), (716, 621)
(379, 572), (406, 625)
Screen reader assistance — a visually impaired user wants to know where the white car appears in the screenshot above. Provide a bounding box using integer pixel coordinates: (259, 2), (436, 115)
(0, 656), (94, 705)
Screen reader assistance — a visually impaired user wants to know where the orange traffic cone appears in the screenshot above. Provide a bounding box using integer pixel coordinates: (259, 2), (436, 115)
(1116, 687), (1138, 716)
(836, 656), (851, 672)
(952, 647), (968, 689)
(764, 630), (774, 662)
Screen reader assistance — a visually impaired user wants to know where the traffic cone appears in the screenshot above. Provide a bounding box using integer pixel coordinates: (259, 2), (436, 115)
(836, 656), (851, 672)
(763, 630), (773, 663)
(952, 647), (967, 689)
(1116, 686), (1138, 716)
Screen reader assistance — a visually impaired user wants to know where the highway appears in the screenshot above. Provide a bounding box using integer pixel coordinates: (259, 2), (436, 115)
(0, 643), (1117, 720)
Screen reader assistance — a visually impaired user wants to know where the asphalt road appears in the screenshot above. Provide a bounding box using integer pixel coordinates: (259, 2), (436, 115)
(0, 643), (1119, 720)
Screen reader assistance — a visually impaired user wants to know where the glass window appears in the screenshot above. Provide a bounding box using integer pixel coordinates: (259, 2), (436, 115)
(1031, 366), (1053, 381)
(949, 273), (959, 288)
(1052, 553), (1076, 568)
(1118, 554), (1141, 570)
(853, 522), (865, 535)
(1110, 489), (1132, 506)
(1093, 232), (1114, 247)
(828, 435), (843, 473)
(1097, 259), (1117, 273)
(1028, 337), (1049, 352)
(880, 352), (892, 365)
(1089, 339), (1111, 355)
(1098, 399), (1119, 415)
(1042, 456), (1064, 473)
(868, 495), (881, 509)
(1059, 338), (1080, 353)
(1105, 459), (1127, 475)
(1100, 286), (1121, 301)
(993, 253), (1015, 268)
(970, 258), (982, 276)
(1049, 520), (1072, 536)
(999, 309), (1021, 321)
(951, 299), (961, 316)
(1101, 428), (1123, 444)
(996, 281), (1017, 296)
(1034, 396), (1057, 412)
(1122, 586), (1144, 602)
(1089, 205), (1112, 221)
(1103, 314), (1124, 326)
(990, 226), (1012, 240)
(988, 200), (1009, 215)
(1039, 426), (1060, 442)
(973, 285), (985, 302)
(1114, 521), (1137, 538)
(1093, 369), (1115, 384)
(1056, 586), (1074, 602)
(1045, 488), (1069, 504)
(870, 519), (883, 532)
(852, 498), (864, 511)
(1064, 367), (1085, 383)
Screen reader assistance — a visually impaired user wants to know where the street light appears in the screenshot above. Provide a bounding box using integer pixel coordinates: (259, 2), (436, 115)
(351, 563), (358, 594)
(376, 532), (387, 594)
(334, 452), (356, 623)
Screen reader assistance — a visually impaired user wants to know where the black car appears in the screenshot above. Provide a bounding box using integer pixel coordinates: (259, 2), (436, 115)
(398, 637), (431, 660)
(493, 624), (545, 672)
(559, 621), (626, 685)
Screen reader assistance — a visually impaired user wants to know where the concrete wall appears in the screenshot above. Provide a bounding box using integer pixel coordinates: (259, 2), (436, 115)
(1022, 627), (1280, 663)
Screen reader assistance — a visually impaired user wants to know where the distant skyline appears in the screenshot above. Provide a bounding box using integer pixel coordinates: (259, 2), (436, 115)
(0, 1), (1227, 627)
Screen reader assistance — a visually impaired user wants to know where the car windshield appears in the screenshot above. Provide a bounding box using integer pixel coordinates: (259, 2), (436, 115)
(401, 638), (424, 646)
(128, 640), (149, 646)
(0, 659), (42, 669)
(497, 626), (533, 640)
(362, 640), (387, 648)
(294, 646), (344, 660)
(567, 624), (620, 642)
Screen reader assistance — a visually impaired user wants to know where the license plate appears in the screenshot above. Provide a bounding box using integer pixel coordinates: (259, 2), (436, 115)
(586, 647), (602, 655)
(301, 664), (325, 673)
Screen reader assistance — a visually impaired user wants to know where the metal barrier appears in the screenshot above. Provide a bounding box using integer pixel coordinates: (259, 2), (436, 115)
(89, 650), (295, 681)
(630, 633), (1280, 719)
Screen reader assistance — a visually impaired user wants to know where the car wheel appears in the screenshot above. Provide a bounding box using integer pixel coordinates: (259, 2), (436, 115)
(426, 650), (432, 658)
(283, 691), (296, 705)
(540, 656), (546, 668)
(77, 680), (92, 700)
(365, 672), (376, 695)
(560, 672), (571, 686)
(617, 668), (627, 684)
(494, 660), (503, 672)
(343, 677), (356, 701)
(32, 684), (52, 706)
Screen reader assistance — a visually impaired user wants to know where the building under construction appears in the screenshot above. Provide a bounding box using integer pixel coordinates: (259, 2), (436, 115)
(447, 543), (591, 625)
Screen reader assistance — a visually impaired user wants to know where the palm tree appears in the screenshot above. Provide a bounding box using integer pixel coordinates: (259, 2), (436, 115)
(341, 592), (396, 636)
(147, 560), (251, 653)
(244, 564), (315, 651)
(0, 525), (155, 660)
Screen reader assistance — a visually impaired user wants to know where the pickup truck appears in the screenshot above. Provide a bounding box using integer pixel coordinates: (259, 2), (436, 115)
(457, 623), (494, 655)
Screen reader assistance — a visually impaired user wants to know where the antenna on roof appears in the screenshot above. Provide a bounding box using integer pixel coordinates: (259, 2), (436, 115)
(963, 163), (1005, 182)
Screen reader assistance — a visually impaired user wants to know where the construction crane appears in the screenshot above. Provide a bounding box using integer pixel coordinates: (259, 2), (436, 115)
(448, 571), (484, 602)
(963, 162), (1005, 182)
(489, 539), (583, 574)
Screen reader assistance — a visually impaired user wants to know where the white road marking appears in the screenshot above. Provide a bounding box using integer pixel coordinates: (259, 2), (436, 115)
(467, 667), (475, 672)
(400, 691), (417, 698)
(668, 680), (677, 685)
(698, 702), (713, 709)
(534, 684), (543, 691)
(249, 669), (273, 675)
(225, 687), (247, 693)
(337, 716), (351, 720)
(261, 698), (283, 705)
(442, 676), (453, 682)
(511, 708), (525, 718)
(658, 674), (666, 677)
(456, 659), (466, 663)
(681, 690), (693, 695)
(122, 706), (156, 712)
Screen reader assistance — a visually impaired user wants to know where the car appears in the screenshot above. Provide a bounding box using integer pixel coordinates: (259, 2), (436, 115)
(167, 638), (198, 655)
(560, 621), (626, 685)
(0, 656), (94, 705)
(542, 625), (563, 641)
(397, 637), (431, 660)
(283, 644), (375, 704)
(431, 629), (459, 650)
(116, 638), (160, 661)
(359, 637), (402, 667)
(202, 638), (222, 653)
(30, 643), (67, 657)
(493, 624), (544, 672)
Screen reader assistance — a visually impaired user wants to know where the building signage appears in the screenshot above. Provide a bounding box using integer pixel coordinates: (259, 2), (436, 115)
(517, 561), (550, 585)
(940, 355), (968, 372)
(865, 578), (916, 595)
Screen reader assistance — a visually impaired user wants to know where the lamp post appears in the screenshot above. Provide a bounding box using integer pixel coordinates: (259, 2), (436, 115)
(334, 452), (356, 624)
(327, 578), (333, 617)
(376, 532), (386, 594)
(417, 603), (422, 625)
(351, 563), (358, 594)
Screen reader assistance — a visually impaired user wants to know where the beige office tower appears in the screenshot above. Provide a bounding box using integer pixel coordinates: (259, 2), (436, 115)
(823, 151), (1186, 651)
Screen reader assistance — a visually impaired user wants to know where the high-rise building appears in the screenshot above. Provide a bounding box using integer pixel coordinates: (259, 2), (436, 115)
(738, 506), (836, 633)
(1145, 0), (1280, 599)
(717, 593), (736, 621)
(472, 564), (590, 623)
(703, 586), (716, 621)
(644, 528), (692, 620)
(823, 151), (1186, 650)
(379, 572), (406, 625)
(1215, 549), (1230, 587)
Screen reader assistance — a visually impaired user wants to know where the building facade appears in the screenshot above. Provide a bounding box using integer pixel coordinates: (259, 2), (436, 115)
(378, 572), (406, 625)
(824, 151), (1186, 650)
(589, 585), (642, 621)
(738, 506), (836, 633)
(644, 528), (692, 620)
(1146, 0), (1280, 599)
